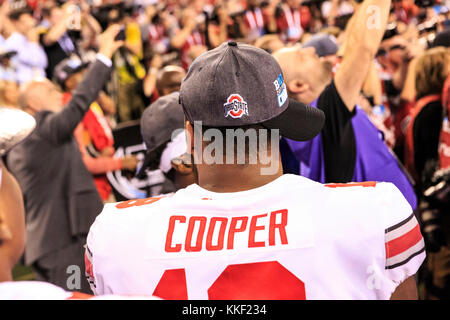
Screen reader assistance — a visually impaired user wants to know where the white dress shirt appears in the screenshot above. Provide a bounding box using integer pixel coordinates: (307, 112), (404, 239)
(4, 32), (48, 84)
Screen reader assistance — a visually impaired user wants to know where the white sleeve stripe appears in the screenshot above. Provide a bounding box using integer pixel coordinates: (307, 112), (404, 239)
(84, 245), (96, 290)
(385, 212), (415, 233)
(385, 215), (418, 243)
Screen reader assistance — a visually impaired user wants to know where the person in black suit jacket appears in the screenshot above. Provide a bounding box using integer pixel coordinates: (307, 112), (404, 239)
(6, 25), (123, 293)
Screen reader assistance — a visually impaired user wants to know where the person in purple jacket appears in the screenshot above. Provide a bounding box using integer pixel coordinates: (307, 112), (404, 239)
(274, 0), (417, 209)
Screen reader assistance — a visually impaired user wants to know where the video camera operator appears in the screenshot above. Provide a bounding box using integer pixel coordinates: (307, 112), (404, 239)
(97, 1), (147, 123)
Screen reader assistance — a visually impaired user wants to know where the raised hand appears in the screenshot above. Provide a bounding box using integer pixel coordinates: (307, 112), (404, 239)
(98, 24), (124, 59)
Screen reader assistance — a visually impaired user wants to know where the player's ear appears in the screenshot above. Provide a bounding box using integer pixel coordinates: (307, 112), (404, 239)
(287, 79), (309, 94)
(0, 222), (12, 244)
(185, 120), (194, 155)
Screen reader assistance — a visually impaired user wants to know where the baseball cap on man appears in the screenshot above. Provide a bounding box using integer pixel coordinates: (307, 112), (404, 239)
(52, 57), (88, 89)
(180, 41), (325, 141)
(138, 92), (186, 177)
(302, 33), (338, 57)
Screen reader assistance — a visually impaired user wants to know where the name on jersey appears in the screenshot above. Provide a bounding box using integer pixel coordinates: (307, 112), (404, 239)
(165, 209), (288, 253)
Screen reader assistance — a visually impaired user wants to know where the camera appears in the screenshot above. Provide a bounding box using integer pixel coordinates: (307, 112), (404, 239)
(115, 27), (126, 41)
(419, 168), (450, 252)
(92, 1), (139, 30)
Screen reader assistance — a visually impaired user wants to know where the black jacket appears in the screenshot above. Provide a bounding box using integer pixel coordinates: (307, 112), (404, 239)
(7, 59), (111, 264)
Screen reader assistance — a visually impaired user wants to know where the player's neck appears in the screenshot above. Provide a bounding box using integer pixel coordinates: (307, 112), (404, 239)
(195, 162), (283, 193)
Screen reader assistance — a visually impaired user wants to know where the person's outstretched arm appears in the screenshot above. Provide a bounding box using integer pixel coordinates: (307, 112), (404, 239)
(334, 0), (391, 112)
(42, 8), (71, 46)
(39, 25), (123, 144)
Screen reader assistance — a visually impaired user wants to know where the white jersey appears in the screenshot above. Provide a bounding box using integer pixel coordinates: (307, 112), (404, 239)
(86, 174), (425, 300)
(0, 281), (74, 300)
(0, 281), (158, 300)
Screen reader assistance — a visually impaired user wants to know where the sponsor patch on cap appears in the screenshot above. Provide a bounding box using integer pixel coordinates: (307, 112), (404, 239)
(274, 74), (288, 107)
(223, 94), (249, 118)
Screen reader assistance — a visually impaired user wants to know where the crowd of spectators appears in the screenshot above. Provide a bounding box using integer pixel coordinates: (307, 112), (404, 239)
(0, 0), (448, 127)
(0, 0), (449, 299)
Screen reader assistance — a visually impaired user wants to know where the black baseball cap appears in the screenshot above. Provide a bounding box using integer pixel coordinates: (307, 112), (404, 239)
(52, 57), (89, 89)
(137, 92), (185, 177)
(179, 41), (325, 141)
(0, 48), (17, 60)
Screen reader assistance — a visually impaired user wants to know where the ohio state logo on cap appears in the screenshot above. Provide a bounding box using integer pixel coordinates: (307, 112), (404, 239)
(223, 94), (249, 118)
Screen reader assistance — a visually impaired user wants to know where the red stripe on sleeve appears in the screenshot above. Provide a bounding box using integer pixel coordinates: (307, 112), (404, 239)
(85, 251), (94, 279)
(67, 292), (93, 300)
(385, 224), (423, 259)
(325, 181), (377, 188)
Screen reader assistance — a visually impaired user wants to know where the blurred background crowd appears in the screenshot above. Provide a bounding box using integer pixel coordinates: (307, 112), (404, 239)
(0, 0), (450, 299)
(1, 0), (450, 127)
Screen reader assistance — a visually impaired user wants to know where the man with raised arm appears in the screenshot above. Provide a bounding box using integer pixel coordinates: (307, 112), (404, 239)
(274, 0), (417, 209)
(6, 25), (123, 293)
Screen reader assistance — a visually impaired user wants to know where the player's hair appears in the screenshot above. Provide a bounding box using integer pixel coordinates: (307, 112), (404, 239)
(194, 124), (275, 166)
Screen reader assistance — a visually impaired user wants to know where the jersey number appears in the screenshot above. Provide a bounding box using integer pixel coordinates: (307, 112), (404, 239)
(152, 261), (306, 300)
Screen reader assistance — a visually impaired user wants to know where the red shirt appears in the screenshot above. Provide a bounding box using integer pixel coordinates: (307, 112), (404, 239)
(64, 92), (122, 201)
